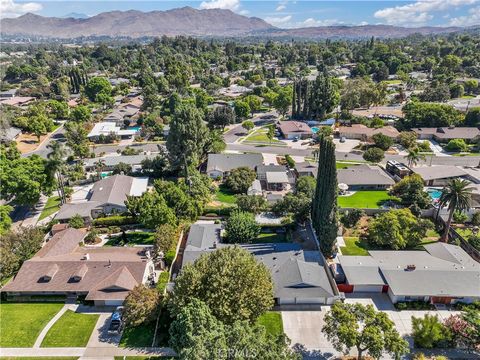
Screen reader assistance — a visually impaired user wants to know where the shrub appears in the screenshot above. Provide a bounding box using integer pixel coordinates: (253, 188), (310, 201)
(471, 211), (480, 225)
(445, 138), (469, 152)
(453, 211), (468, 224)
(92, 215), (136, 226)
(412, 314), (452, 349)
(363, 147), (385, 163)
(164, 249), (176, 266)
(224, 210), (261, 244)
(284, 154), (295, 168)
(68, 214), (85, 229)
(340, 209), (364, 228)
(156, 272), (170, 293)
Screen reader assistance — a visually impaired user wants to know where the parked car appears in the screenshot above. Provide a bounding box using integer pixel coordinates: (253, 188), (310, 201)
(340, 136), (346, 143)
(108, 307), (124, 334)
(292, 136), (299, 142)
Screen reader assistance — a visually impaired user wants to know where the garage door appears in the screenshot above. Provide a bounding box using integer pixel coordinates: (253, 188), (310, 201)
(295, 298), (325, 304)
(278, 298), (296, 305)
(354, 285), (384, 292)
(104, 299), (123, 306)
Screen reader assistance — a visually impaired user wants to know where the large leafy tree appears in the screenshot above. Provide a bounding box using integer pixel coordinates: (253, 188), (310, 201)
(123, 284), (161, 327)
(46, 140), (67, 204)
(402, 101), (463, 128)
(125, 191), (177, 229)
(225, 166), (257, 194)
(224, 210), (261, 244)
(412, 314), (451, 349)
(311, 135), (338, 257)
(207, 105), (236, 130)
(84, 77), (112, 102)
(322, 302), (409, 360)
(170, 246), (274, 324)
(64, 122), (90, 159)
(166, 103), (209, 171)
(389, 174), (430, 211)
(439, 179), (474, 242)
(0, 205), (13, 235)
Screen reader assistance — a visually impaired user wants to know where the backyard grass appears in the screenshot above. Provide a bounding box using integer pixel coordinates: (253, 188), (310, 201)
(256, 312), (283, 338)
(254, 232), (287, 243)
(336, 162), (362, 169)
(214, 184), (237, 204)
(106, 231), (155, 246)
(0, 303), (63, 347)
(120, 322), (157, 348)
(41, 310), (99, 347)
(338, 191), (397, 209)
(39, 196), (61, 221)
(340, 237), (370, 256)
(243, 128), (285, 145)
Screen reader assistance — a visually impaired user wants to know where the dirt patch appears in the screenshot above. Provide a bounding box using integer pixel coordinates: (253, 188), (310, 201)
(16, 132), (48, 153)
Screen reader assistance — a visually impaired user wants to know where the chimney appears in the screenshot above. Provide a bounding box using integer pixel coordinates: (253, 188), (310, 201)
(406, 264), (416, 271)
(82, 253), (90, 261)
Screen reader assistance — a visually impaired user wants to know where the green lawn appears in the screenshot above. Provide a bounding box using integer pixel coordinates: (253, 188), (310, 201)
(214, 184), (237, 204)
(340, 237), (370, 256)
(120, 322), (157, 348)
(338, 191), (397, 209)
(257, 312), (283, 339)
(0, 358), (78, 360)
(254, 232), (287, 243)
(39, 196), (61, 221)
(0, 303), (64, 347)
(243, 128), (285, 145)
(455, 228), (473, 238)
(114, 357), (170, 360)
(41, 310), (99, 347)
(106, 231), (155, 246)
(461, 95), (476, 99)
(336, 162), (362, 169)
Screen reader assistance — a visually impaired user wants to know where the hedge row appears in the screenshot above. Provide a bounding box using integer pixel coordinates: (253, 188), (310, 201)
(92, 215), (136, 226)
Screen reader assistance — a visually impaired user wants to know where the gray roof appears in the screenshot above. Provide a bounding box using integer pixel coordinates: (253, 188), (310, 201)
(257, 164), (287, 176)
(83, 154), (153, 168)
(295, 162), (318, 178)
(0, 126), (21, 142)
(413, 127), (480, 140)
(206, 153), (263, 173)
(337, 165), (395, 186)
(55, 202), (99, 221)
(89, 174), (133, 206)
(413, 166), (467, 181)
(339, 243), (480, 297)
(181, 224), (336, 300)
(266, 171), (289, 184)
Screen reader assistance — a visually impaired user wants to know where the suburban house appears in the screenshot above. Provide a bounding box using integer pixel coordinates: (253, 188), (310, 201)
(0, 89), (17, 97)
(337, 124), (400, 141)
(277, 121), (313, 140)
(385, 160), (412, 180)
(181, 222), (341, 306)
(335, 243), (480, 305)
(206, 153), (263, 178)
(83, 154), (155, 173)
(247, 180), (263, 196)
(55, 174), (148, 222)
(337, 164), (395, 190)
(0, 126), (21, 143)
(295, 162), (318, 178)
(412, 127), (480, 143)
(1, 228), (154, 306)
(0, 96), (35, 107)
(413, 166), (468, 186)
(256, 164), (294, 191)
(87, 122), (138, 141)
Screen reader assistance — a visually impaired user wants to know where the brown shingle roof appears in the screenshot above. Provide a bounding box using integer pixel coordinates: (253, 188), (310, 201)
(277, 121), (313, 136)
(36, 228), (86, 258)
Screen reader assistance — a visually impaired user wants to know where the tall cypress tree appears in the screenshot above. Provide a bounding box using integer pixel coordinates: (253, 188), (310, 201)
(311, 135), (338, 257)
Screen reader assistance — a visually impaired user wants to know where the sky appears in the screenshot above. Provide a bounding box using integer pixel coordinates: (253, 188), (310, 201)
(1, 0), (480, 27)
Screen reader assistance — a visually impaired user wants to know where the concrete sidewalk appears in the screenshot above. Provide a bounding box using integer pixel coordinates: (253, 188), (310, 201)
(33, 304), (79, 348)
(0, 347), (176, 358)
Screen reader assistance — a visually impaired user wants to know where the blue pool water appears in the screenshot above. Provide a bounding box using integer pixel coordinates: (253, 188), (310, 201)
(311, 127), (319, 133)
(128, 126), (141, 131)
(427, 188), (442, 201)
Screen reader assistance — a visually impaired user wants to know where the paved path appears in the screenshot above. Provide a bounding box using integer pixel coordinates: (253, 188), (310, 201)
(33, 304), (78, 348)
(0, 347), (175, 358)
(87, 313), (122, 348)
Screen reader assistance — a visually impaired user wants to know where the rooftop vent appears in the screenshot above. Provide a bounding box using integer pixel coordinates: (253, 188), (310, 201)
(406, 264), (416, 271)
(41, 264), (59, 282)
(82, 253), (90, 261)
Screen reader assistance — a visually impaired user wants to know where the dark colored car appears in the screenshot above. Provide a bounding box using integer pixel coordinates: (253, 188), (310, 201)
(108, 309), (123, 334)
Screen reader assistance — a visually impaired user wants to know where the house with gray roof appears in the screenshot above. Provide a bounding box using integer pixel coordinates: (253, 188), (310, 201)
(337, 243), (480, 305)
(413, 165), (468, 186)
(83, 154), (155, 172)
(55, 175), (148, 222)
(412, 127), (480, 143)
(0, 126), (21, 143)
(181, 222), (340, 306)
(337, 164), (395, 190)
(295, 162), (318, 178)
(206, 153), (263, 178)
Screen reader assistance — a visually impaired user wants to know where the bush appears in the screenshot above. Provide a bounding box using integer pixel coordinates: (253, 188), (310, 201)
(363, 147), (385, 163)
(445, 138), (469, 152)
(453, 211), (468, 224)
(224, 210), (260, 244)
(202, 206), (234, 217)
(284, 154), (295, 168)
(164, 249), (176, 266)
(471, 211), (480, 225)
(92, 215), (136, 226)
(412, 314), (452, 349)
(156, 272), (170, 293)
(340, 209), (365, 228)
(68, 214), (85, 229)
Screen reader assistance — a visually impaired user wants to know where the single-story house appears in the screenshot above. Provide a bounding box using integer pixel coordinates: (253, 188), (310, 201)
(337, 124), (400, 141)
(2, 228), (154, 306)
(181, 223), (341, 306)
(337, 164), (395, 190)
(256, 164), (287, 181)
(0, 96), (35, 107)
(0, 89), (17, 98)
(0, 126), (21, 143)
(247, 180), (263, 196)
(83, 154), (154, 172)
(87, 122), (138, 141)
(206, 153), (263, 178)
(55, 175), (148, 222)
(277, 121), (313, 140)
(412, 127), (480, 143)
(336, 243), (480, 304)
(413, 166), (468, 186)
(295, 162), (318, 178)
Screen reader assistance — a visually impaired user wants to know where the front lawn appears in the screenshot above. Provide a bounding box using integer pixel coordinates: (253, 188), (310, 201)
(243, 128), (285, 145)
(336, 162), (361, 169)
(254, 232), (287, 243)
(120, 322), (157, 348)
(340, 237), (370, 256)
(41, 310), (99, 347)
(338, 191), (396, 209)
(39, 196), (61, 221)
(105, 231), (155, 246)
(0, 303), (63, 347)
(256, 312), (283, 338)
(214, 184), (237, 204)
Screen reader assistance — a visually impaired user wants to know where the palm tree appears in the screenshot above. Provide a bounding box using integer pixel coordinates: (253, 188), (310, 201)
(47, 141), (67, 204)
(438, 178), (474, 242)
(94, 159), (106, 181)
(404, 147), (426, 168)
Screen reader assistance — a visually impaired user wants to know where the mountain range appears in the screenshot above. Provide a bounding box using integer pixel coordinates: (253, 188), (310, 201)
(0, 7), (466, 39)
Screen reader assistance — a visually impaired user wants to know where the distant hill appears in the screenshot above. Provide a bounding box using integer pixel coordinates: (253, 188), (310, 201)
(0, 7), (466, 39)
(61, 13), (89, 19)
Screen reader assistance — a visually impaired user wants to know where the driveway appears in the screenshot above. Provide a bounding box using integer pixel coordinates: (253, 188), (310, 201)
(333, 138), (360, 153)
(87, 313), (121, 348)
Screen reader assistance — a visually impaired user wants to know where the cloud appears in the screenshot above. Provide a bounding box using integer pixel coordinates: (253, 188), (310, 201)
(374, 0), (479, 26)
(264, 15), (292, 26)
(276, 5), (286, 11)
(299, 18), (343, 27)
(0, 0), (42, 18)
(449, 6), (480, 25)
(199, 0), (241, 11)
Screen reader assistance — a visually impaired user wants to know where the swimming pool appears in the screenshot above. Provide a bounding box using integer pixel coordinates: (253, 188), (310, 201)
(311, 127), (319, 133)
(128, 126), (141, 131)
(426, 188), (442, 201)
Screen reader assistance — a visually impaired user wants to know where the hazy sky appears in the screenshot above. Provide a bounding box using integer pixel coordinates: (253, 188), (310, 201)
(2, 0), (480, 27)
